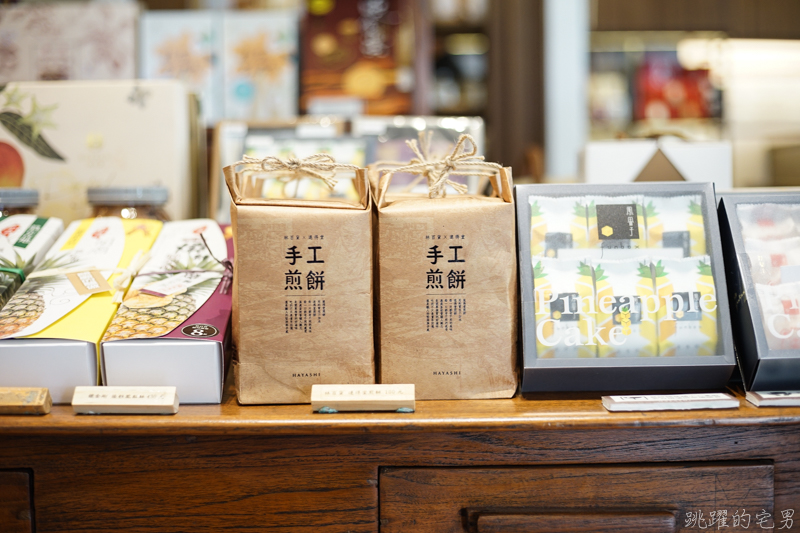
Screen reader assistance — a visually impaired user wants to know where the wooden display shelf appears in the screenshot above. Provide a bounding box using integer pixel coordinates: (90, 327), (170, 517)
(2, 378), (800, 532)
(2, 381), (799, 436)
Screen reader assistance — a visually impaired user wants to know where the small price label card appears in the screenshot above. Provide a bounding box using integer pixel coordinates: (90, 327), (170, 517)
(67, 270), (112, 296)
(311, 384), (415, 413)
(0, 387), (51, 415)
(602, 392), (739, 412)
(72, 386), (179, 415)
(746, 391), (800, 407)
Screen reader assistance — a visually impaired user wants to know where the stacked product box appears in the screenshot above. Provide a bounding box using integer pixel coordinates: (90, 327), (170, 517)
(517, 183), (735, 392)
(0, 215), (64, 308)
(0, 217), (162, 403)
(101, 219), (233, 404)
(719, 193), (800, 390)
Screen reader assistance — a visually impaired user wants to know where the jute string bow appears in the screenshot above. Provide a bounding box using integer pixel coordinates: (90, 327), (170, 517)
(385, 132), (502, 199)
(235, 153), (360, 196)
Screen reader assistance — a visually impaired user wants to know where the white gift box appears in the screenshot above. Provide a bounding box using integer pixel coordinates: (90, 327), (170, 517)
(582, 139), (733, 191)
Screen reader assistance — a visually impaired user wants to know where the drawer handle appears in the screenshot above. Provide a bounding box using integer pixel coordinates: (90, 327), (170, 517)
(476, 511), (676, 533)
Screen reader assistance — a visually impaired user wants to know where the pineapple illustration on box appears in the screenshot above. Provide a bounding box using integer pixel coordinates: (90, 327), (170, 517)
(103, 219), (228, 341)
(101, 220), (234, 404)
(593, 258), (659, 358)
(0, 217), (162, 403)
(0, 215), (63, 309)
(645, 195), (706, 257)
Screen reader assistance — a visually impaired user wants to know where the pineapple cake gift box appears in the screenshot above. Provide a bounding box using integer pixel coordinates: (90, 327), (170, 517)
(718, 193), (800, 391)
(0, 217), (162, 403)
(0, 215), (64, 309)
(517, 182), (735, 392)
(224, 153), (375, 404)
(101, 219), (233, 404)
(372, 135), (517, 400)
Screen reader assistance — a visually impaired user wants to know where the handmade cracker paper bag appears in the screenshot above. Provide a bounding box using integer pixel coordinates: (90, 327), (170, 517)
(224, 154), (375, 404)
(373, 135), (517, 399)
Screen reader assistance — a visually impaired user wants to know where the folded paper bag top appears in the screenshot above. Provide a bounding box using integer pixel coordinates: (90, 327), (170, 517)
(371, 134), (518, 400)
(223, 154), (375, 405)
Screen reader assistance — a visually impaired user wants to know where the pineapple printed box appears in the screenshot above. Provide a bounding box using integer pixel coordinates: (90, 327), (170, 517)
(101, 220), (233, 404)
(0, 217), (162, 403)
(517, 183), (735, 392)
(0, 215), (64, 309)
(719, 193), (800, 391)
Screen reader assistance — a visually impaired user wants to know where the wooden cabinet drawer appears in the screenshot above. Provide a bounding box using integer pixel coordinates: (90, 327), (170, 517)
(380, 463), (773, 532)
(0, 470), (33, 533)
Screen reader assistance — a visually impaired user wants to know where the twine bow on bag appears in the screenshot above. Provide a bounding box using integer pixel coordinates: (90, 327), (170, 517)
(383, 133), (502, 199)
(235, 153), (361, 197)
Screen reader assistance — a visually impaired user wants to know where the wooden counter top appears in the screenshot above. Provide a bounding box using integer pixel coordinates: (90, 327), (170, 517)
(2, 381), (800, 436)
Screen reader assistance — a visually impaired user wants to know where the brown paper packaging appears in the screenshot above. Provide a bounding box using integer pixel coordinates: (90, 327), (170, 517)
(373, 167), (518, 400)
(224, 164), (375, 404)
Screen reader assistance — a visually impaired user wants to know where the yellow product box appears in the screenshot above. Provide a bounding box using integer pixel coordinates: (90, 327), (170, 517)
(0, 217), (162, 403)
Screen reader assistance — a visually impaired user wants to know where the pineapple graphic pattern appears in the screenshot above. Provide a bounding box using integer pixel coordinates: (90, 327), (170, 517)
(103, 256), (222, 341)
(571, 201), (589, 248)
(576, 261), (597, 358)
(530, 200), (546, 256)
(636, 261), (659, 357)
(532, 260), (555, 358)
(594, 262), (613, 356)
(688, 200), (706, 256)
(695, 260), (717, 355)
(0, 253), (77, 339)
(653, 260), (677, 355)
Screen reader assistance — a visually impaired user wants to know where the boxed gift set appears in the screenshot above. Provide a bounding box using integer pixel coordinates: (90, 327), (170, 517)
(516, 182), (735, 392)
(0, 217), (162, 403)
(719, 193), (800, 390)
(0, 81), (196, 222)
(101, 219), (233, 404)
(224, 154), (374, 404)
(372, 135), (518, 400)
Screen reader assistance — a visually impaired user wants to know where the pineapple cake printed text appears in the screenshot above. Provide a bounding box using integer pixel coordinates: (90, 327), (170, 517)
(534, 265), (717, 348)
(284, 235), (326, 333)
(425, 234), (466, 332)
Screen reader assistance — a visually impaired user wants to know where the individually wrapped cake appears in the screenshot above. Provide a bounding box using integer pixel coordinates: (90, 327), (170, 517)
(755, 282), (800, 351)
(655, 256), (718, 357)
(644, 195), (705, 257)
(592, 258), (658, 358)
(743, 236), (800, 286)
(586, 195), (647, 251)
(533, 258), (597, 358)
(530, 196), (590, 257)
(737, 203), (797, 241)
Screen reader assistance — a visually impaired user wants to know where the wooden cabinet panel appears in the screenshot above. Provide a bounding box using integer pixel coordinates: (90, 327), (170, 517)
(0, 471), (32, 533)
(476, 511), (675, 533)
(380, 463), (773, 533)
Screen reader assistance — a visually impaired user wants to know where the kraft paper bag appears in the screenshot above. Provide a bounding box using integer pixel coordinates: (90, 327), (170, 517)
(224, 155), (375, 404)
(372, 135), (518, 400)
